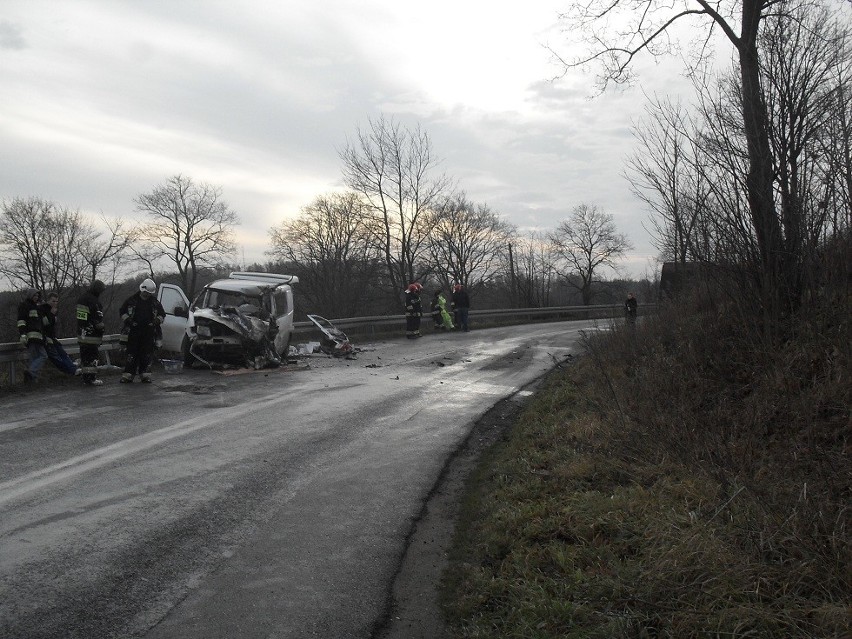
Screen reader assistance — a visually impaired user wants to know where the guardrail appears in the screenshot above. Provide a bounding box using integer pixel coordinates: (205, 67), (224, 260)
(289, 304), (630, 339)
(1, 304), (639, 385)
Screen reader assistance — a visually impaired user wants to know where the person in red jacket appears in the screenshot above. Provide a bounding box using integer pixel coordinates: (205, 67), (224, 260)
(17, 288), (47, 383)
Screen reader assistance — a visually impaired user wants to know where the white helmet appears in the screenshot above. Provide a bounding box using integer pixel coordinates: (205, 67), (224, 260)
(139, 278), (156, 294)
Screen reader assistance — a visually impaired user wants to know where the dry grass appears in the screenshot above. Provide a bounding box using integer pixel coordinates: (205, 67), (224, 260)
(440, 287), (851, 638)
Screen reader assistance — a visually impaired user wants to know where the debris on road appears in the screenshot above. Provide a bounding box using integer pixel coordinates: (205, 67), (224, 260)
(307, 315), (356, 359)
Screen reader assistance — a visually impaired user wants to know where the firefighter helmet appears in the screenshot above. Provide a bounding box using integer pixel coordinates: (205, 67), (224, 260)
(139, 278), (156, 294)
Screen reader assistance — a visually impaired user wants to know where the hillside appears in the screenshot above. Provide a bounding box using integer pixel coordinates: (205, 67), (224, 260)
(440, 288), (851, 638)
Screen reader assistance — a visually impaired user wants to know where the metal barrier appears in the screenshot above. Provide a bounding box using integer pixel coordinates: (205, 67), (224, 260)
(1, 304), (637, 384)
(0, 334), (122, 385)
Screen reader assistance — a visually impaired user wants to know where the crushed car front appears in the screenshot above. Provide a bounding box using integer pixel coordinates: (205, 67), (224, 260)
(187, 283), (280, 368)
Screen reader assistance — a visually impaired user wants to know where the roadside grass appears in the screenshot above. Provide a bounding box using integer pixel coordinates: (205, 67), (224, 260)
(440, 291), (850, 638)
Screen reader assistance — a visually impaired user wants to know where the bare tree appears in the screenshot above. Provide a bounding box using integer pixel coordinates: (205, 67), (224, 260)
(268, 192), (383, 317)
(134, 175), (239, 298)
(425, 194), (516, 293)
(625, 97), (712, 264)
(550, 204), (633, 305)
(0, 197), (95, 294)
(339, 115), (453, 294)
(761, 5), (852, 294)
(79, 216), (138, 285)
(553, 0), (831, 329)
(510, 232), (559, 308)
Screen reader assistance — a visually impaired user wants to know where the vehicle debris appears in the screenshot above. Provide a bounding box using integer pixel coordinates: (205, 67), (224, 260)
(306, 315), (356, 358)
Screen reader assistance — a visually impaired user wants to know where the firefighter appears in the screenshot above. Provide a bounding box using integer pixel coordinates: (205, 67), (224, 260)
(404, 283), (423, 339)
(76, 280), (107, 386)
(119, 278), (166, 383)
(17, 288), (47, 382)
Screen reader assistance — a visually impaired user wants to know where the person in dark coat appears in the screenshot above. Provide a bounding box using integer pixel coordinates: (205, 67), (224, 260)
(404, 283), (423, 339)
(451, 284), (471, 332)
(119, 278), (166, 383)
(41, 291), (80, 375)
(77, 279), (107, 386)
(17, 288), (47, 382)
(625, 292), (638, 325)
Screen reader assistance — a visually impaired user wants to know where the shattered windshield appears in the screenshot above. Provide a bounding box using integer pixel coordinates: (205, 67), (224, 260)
(202, 289), (263, 315)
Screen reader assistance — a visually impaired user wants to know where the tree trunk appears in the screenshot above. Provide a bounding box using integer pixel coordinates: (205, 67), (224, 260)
(739, 0), (785, 337)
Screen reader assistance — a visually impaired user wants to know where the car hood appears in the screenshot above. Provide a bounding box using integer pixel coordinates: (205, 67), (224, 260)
(193, 306), (271, 341)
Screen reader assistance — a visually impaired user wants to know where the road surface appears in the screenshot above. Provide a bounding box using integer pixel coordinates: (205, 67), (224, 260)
(0, 321), (596, 638)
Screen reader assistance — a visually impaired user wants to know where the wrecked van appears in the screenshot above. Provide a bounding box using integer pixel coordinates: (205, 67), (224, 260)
(157, 272), (298, 369)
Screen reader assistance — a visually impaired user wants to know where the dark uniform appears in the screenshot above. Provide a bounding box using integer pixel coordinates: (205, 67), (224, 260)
(77, 280), (106, 385)
(119, 290), (166, 383)
(17, 288), (47, 381)
(404, 284), (422, 339)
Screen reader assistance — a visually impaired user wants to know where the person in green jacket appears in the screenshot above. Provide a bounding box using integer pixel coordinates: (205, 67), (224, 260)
(433, 289), (454, 331)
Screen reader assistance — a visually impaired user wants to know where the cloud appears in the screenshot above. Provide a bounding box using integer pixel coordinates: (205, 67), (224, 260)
(0, 21), (26, 50)
(0, 1), (674, 281)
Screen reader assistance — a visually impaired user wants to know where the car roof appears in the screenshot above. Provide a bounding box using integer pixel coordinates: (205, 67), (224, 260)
(205, 279), (291, 295)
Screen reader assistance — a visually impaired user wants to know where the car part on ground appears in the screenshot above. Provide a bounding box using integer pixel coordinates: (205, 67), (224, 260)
(306, 315), (356, 358)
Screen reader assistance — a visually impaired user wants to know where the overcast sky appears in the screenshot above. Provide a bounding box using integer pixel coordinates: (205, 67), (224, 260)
(1, 1), (698, 281)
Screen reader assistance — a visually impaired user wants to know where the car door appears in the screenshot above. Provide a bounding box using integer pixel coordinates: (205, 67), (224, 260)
(157, 283), (191, 352)
(272, 286), (294, 354)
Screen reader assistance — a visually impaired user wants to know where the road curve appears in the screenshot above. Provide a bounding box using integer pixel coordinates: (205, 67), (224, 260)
(0, 321), (598, 638)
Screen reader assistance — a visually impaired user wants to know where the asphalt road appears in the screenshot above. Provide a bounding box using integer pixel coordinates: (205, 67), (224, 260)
(0, 321), (596, 639)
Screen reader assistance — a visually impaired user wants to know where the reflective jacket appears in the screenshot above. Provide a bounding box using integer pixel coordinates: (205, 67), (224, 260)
(17, 299), (44, 346)
(77, 290), (105, 345)
(119, 292), (165, 345)
(404, 290), (422, 317)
